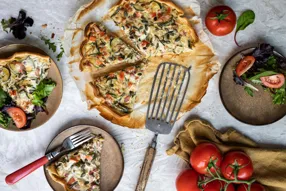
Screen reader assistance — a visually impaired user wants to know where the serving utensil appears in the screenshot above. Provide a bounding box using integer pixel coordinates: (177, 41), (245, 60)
(5, 129), (94, 185)
(135, 62), (191, 191)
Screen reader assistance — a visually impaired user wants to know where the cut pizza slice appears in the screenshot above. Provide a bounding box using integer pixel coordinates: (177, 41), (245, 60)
(46, 135), (104, 191)
(92, 63), (145, 115)
(80, 22), (142, 72)
(109, 0), (198, 57)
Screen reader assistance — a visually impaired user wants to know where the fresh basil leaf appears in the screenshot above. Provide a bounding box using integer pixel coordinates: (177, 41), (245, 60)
(234, 10), (255, 46)
(244, 86), (254, 97)
(0, 112), (11, 128)
(249, 71), (277, 81)
(32, 79), (56, 106)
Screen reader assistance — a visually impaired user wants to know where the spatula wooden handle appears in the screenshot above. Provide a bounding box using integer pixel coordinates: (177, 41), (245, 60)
(135, 147), (156, 191)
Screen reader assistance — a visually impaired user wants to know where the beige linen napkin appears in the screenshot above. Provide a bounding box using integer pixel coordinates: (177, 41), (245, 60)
(167, 119), (286, 191)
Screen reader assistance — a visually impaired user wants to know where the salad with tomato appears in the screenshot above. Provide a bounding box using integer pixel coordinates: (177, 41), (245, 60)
(233, 44), (286, 105)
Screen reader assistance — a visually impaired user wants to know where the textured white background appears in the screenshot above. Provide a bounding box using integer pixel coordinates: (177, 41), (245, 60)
(0, 0), (286, 191)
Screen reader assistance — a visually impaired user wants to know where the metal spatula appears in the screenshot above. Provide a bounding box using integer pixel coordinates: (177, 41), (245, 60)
(135, 62), (191, 191)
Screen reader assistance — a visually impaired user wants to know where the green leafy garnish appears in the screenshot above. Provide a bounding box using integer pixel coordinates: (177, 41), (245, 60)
(40, 36), (57, 52)
(0, 88), (10, 108)
(234, 10), (255, 46)
(249, 71), (277, 81)
(266, 55), (278, 70)
(0, 112), (11, 128)
(244, 86), (254, 97)
(57, 44), (65, 61)
(32, 79), (56, 106)
(1, 18), (14, 33)
(272, 83), (286, 105)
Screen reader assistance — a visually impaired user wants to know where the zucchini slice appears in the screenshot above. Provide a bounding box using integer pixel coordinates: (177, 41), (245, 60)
(110, 37), (123, 52)
(133, 3), (144, 11)
(0, 67), (10, 82)
(149, 1), (161, 12)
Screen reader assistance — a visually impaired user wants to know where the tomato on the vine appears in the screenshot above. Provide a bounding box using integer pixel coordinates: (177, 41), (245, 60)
(190, 143), (222, 175)
(220, 151), (253, 181)
(205, 6), (236, 36)
(203, 180), (235, 191)
(237, 183), (266, 191)
(176, 169), (201, 191)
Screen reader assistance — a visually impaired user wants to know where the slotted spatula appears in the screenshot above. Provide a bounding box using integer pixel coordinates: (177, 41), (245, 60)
(135, 62), (191, 191)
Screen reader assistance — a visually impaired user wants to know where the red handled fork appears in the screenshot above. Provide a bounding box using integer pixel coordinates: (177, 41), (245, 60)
(5, 129), (94, 185)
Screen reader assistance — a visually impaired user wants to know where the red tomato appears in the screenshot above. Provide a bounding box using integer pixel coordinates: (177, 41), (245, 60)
(190, 143), (222, 175)
(237, 183), (266, 191)
(205, 6), (236, 36)
(6, 107), (27, 129)
(221, 151), (253, 181)
(203, 180), (235, 191)
(260, 74), (285, 89)
(176, 169), (200, 191)
(236, 56), (256, 76)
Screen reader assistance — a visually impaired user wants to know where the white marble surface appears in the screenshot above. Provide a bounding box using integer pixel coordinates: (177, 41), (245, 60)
(0, 0), (285, 191)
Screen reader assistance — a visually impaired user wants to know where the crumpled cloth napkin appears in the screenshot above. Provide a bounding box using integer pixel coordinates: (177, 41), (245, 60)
(166, 119), (286, 191)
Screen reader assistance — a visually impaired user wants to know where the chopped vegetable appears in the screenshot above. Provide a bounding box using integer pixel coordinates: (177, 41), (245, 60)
(0, 112), (11, 128)
(234, 10), (255, 46)
(244, 87), (254, 97)
(0, 88), (11, 108)
(6, 107), (27, 129)
(57, 44), (65, 61)
(32, 78), (56, 106)
(41, 36), (57, 52)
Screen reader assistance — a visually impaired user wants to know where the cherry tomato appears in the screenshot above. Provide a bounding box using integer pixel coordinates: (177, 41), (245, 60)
(236, 56), (256, 76)
(260, 74), (285, 89)
(6, 107), (27, 129)
(221, 151), (253, 181)
(190, 143), (222, 175)
(176, 169), (200, 191)
(237, 183), (266, 191)
(205, 6), (236, 36)
(203, 180), (235, 191)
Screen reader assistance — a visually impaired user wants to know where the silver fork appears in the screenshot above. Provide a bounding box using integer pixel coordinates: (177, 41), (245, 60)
(5, 129), (95, 185)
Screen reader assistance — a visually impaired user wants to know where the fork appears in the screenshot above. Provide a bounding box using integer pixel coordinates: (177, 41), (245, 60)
(5, 129), (94, 185)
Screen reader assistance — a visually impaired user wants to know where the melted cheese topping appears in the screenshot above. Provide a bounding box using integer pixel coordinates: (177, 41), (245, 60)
(109, 0), (195, 57)
(80, 23), (141, 72)
(94, 63), (145, 115)
(0, 55), (51, 113)
(54, 135), (104, 191)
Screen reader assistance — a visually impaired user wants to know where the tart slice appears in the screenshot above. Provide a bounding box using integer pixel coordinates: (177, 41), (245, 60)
(92, 63), (145, 115)
(46, 135), (104, 191)
(80, 22), (142, 72)
(109, 0), (198, 57)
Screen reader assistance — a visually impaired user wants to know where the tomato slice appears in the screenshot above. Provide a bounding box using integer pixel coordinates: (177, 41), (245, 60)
(260, 74), (285, 89)
(235, 56), (255, 76)
(6, 107), (27, 129)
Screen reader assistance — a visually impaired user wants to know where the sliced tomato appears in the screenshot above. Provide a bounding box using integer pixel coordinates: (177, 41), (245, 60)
(6, 107), (27, 129)
(85, 155), (93, 161)
(237, 183), (265, 191)
(235, 56), (255, 76)
(119, 71), (125, 81)
(89, 36), (96, 42)
(260, 74), (285, 89)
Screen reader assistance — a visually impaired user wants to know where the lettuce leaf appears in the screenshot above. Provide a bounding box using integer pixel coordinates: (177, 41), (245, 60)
(32, 79), (56, 106)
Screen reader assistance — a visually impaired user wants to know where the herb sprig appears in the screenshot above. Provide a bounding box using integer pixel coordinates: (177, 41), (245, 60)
(40, 36), (65, 61)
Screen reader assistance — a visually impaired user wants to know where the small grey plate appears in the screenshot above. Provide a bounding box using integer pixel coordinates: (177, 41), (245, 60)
(44, 125), (124, 191)
(219, 48), (286, 125)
